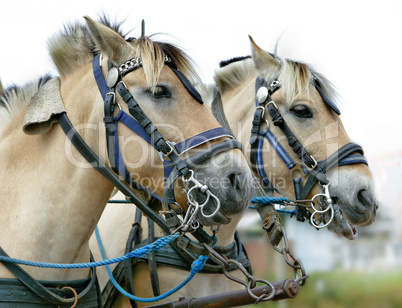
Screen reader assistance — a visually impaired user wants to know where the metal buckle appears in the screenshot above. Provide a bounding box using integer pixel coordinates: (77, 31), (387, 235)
(163, 141), (176, 157)
(267, 100), (278, 110)
(256, 106), (270, 128)
(306, 155), (318, 170)
(116, 80), (128, 91)
(256, 105), (265, 116)
(105, 92), (122, 111)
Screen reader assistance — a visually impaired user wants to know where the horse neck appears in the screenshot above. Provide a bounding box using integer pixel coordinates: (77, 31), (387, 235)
(0, 65), (114, 281)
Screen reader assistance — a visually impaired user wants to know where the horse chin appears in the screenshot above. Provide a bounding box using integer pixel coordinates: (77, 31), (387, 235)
(197, 212), (231, 226)
(324, 192), (377, 240)
(325, 203), (359, 240)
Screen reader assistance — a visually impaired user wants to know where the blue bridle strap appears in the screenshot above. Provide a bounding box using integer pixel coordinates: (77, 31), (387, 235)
(174, 127), (235, 155)
(93, 54), (109, 101)
(112, 110), (162, 200)
(260, 128), (296, 170)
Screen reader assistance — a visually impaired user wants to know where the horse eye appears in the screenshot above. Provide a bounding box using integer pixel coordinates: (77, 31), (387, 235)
(152, 86), (171, 99)
(291, 105), (312, 118)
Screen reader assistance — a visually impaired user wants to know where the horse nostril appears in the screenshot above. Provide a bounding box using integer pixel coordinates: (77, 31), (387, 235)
(228, 172), (242, 191)
(357, 189), (372, 208)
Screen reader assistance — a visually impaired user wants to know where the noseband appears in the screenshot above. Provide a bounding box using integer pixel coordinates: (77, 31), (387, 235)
(250, 76), (368, 228)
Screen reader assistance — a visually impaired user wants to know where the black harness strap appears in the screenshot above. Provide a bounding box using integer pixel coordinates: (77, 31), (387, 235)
(0, 247), (100, 307)
(299, 142), (365, 200)
(123, 207), (143, 308)
(56, 112), (172, 236)
(266, 103), (321, 173)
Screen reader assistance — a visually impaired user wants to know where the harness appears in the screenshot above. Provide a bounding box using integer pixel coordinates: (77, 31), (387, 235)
(101, 208), (252, 308)
(0, 51), (244, 306)
(0, 248), (101, 307)
(249, 76), (368, 227)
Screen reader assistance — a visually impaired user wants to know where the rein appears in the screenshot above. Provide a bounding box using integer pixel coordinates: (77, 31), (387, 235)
(249, 76), (368, 228)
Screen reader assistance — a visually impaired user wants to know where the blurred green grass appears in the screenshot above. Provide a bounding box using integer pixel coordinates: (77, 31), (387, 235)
(248, 270), (402, 308)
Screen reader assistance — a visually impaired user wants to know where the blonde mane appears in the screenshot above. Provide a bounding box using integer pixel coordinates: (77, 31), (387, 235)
(48, 17), (201, 88)
(0, 17), (201, 131)
(214, 54), (339, 107)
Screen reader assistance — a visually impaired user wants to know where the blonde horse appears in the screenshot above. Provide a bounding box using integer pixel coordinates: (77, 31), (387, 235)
(207, 36), (377, 240)
(92, 36), (378, 307)
(0, 17), (253, 307)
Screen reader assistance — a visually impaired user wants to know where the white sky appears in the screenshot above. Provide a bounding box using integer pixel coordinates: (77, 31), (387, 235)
(0, 0), (401, 158)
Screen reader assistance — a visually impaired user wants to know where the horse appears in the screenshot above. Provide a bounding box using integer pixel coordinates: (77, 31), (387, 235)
(206, 36), (378, 240)
(91, 36), (378, 307)
(0, 16), (253, 307)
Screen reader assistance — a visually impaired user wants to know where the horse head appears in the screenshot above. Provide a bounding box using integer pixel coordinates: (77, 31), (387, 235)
(213, 37), (378, 240)
(50, 17), (254, 229)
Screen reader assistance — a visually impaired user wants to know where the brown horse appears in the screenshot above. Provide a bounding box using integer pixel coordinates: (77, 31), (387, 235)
(0, 17), (253, 307)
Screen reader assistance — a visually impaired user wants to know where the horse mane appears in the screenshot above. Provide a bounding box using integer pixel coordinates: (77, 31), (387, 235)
(214, 54), (339, 107)
(48, 16), (201, 87)
(0, 16), (201, 132)
(0, 75), (52, 131)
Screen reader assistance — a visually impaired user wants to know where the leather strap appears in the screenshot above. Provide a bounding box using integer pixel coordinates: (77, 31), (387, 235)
(0, 247), (98, 306)
(211, 92), (232, 131)
(56, 112), (172, 235)
(266, 103), (319, 171)
(300, 142), (366, 200)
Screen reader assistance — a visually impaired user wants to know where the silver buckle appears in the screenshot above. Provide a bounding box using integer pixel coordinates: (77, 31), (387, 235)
(306, 155), (318, 170)
(267, 100), (278, 110)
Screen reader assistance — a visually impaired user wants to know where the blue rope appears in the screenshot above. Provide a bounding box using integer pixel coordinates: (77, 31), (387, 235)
(0, 233), (180, 269)
(95, 227), (209, 303)
(251, 196), (290, 205)
(249, 196), (298, 215)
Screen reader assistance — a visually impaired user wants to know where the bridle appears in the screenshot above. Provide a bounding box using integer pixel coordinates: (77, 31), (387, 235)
(57, 51), (243, 247)
(249, 76), (368, 228)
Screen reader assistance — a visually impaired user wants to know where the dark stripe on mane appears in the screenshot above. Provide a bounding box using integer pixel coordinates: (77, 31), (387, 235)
(0, 74), (53, 108)
(219, 56), (251, 68)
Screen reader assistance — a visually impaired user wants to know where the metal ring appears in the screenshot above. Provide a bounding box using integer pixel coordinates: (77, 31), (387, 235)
(311, 194), (332, 213)
(61, 287), (78, 308)
(310, 206), (334, 229)
(182, 169), (195, 183)
(200, 191), (221, 218)
(246, 279), (276, 302)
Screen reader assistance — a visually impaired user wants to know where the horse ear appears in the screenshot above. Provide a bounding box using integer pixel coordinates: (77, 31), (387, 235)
(84, 16), (133, 64)
(249, 36), (279, 72)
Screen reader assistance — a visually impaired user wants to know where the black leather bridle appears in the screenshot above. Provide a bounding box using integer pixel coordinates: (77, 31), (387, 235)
(249, 76), (368, 226)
